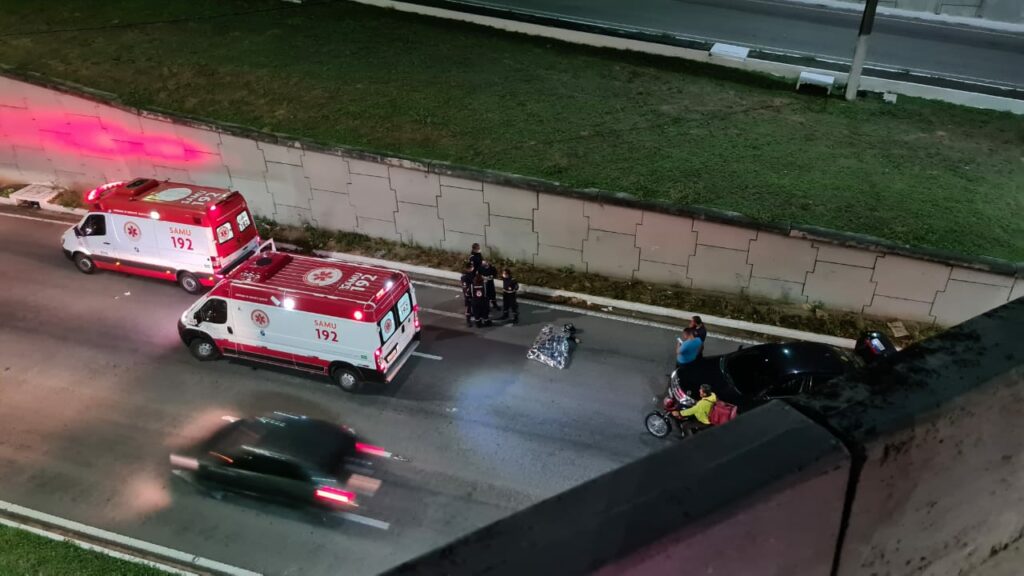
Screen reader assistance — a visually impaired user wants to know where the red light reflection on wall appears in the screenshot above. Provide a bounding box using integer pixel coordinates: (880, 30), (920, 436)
(1, 107), (213, 165)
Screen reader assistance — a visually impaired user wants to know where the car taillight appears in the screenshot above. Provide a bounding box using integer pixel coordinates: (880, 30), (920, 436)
(210, 255), (220, 269)
(373, 347), (383, 371)
(355, 442), (392, 458)
(412, 304), (420, 330)
(315, 486), (356, 506)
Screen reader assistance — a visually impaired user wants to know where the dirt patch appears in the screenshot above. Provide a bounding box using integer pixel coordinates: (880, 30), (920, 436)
(52, 187), (83, 209)
(257, 219), (944, 344)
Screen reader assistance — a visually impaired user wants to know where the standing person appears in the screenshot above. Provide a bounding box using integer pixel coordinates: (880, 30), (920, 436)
(480, 259), (499, 310)
(471, 273), (492, 327)
(675, 328), (703, 370)
(468, 243), (483, 274)
(690, 316), (707, 358)
(500, 268), (520, 325)
(460, 263), (476, 327)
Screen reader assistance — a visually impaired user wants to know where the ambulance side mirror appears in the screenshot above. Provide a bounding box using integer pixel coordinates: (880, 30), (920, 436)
(193, 311), (203, 325)
(73, 226), (83, 238)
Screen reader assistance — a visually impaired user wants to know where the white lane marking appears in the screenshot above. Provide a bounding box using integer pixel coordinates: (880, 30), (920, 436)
(0, 500), (261, 576)
(0, 211), (73, 225)
(338, 511), (391, 531)
(0, 517), (200, 576)
(415, 282), (762, 345)
(411, 351), (443, 361)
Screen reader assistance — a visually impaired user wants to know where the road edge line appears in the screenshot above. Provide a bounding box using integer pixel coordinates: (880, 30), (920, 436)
(0, 500), (262, 576)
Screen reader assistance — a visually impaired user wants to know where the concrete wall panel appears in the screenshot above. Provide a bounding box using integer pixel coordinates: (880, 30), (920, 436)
(872, 254), (951, 302)
(583, 230), (640, 279)
(303, 150), (350, 194)
(348, 174), (397, 222)
(310, 188), (356, 232)
(348, 158), (389, 178)
(930, 280), (1012, 326)
(864, 294), (935, 322)
(220, 134), (267, 178)
(813, 243), (878, 268)
(484, 183), (536, 219)
(485, 216), (538, 262)
(747, 277), (807, 303)
(356, 216), (400, 242)
(535, 244), (585, 271)
(584, 201), (642, 234)
(803, 262), (876, 310)
(266, 162), (311, 210)
(229, 177), (276, 219)
(693, 220), (757, 250)
(438, 185), (489, 235)
(636, 211), (697, 267)
(688, 245), (751, 293)
(391, 166), (439, 206)
(258, 142), (302, 166)
(748, 233), (817, 283)
(396, 201), (445, 248)
(636, 260), (690, 287)
(535, 194), (587, 250)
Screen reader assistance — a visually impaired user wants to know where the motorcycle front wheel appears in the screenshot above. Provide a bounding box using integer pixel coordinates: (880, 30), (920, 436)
(644, 412), (672, 438)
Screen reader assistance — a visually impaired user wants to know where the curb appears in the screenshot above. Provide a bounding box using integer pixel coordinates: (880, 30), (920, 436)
(0, 500), (260, 576)
(301, 245), (858, 349)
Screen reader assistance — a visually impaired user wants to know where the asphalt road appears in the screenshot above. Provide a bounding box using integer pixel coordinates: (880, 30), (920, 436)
(463, 0), (1024, 89)
(0, 211), (745, 575)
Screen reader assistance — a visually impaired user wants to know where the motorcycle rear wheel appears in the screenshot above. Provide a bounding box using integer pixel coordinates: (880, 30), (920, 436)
(645, 412), (672, 438)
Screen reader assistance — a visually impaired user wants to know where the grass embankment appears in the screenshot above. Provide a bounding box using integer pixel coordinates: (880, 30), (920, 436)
(0, 1), (1021, 260)
(258, 220), (943, 343)
(0, 524), (165, 576)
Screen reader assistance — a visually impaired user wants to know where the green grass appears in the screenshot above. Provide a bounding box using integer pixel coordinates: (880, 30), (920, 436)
(0, 0), (1022, 260)
(0, 524), (165, 575)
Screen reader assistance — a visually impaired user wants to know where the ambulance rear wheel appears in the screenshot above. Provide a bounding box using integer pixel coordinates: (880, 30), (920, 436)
(178, 272), (201, 294)
(331, 367), (362, 393)
(189, 337), (221, 361)
(74, 253), (95, 274)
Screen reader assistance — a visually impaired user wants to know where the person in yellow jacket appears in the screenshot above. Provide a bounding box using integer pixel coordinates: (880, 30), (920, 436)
(672, 384), (717, 437)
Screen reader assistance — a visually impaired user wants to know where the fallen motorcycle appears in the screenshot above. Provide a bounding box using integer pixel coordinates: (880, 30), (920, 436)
(644, 369), (737, 439)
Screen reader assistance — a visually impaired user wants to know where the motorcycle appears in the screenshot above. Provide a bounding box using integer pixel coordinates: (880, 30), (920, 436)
(644, 369), (697, 439)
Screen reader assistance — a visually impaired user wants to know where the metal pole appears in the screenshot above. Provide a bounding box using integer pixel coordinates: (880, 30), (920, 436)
(845, 0), (880, 101)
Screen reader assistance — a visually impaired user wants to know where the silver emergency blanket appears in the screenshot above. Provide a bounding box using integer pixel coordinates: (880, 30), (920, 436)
(527, 323), (576, 369)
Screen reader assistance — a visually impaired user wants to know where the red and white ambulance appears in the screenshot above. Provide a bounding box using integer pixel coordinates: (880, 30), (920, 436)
(61, 178), (261, 293)
(177, 242), (422, 392)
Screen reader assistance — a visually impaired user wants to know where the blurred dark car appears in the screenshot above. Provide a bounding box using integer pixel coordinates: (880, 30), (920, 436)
(671, 331), (894, 410)
(170, 412), (387, 513)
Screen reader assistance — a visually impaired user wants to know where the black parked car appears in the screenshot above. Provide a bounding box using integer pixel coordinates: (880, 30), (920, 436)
(170, 412), (388, 515)
(670, 331), (895, 410)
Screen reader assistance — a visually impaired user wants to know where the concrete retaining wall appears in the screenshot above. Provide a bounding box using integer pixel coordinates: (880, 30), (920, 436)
(1, 74), (1020, 326)
(819, 299), (1024, 575)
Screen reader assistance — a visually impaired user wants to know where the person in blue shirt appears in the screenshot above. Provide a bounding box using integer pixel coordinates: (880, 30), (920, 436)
(675, 327), (703, 369)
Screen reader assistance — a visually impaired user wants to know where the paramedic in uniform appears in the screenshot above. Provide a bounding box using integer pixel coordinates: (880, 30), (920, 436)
(479, 259), (499, 310)
(468, 243), (483, 273)
(471, 273), (492, 327)
(501, 268), (520, 325)
(461, 263), (476, 327)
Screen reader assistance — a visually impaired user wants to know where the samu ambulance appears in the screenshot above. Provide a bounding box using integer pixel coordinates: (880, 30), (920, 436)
(61, 178), (261, 293)
(177, 242), (421, 392)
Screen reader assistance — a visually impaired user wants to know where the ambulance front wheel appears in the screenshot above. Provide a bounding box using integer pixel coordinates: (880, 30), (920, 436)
(331, 366), (362, 393)
(178, 272), (202, 294)
(188, 337), (221, 361)
(73, 253), (95, 274)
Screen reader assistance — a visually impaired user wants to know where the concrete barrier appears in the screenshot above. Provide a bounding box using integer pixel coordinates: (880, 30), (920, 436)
(0, 73), (1020, 325)
(813, 298), (1024, 575)
(382, 401), (851, 576)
